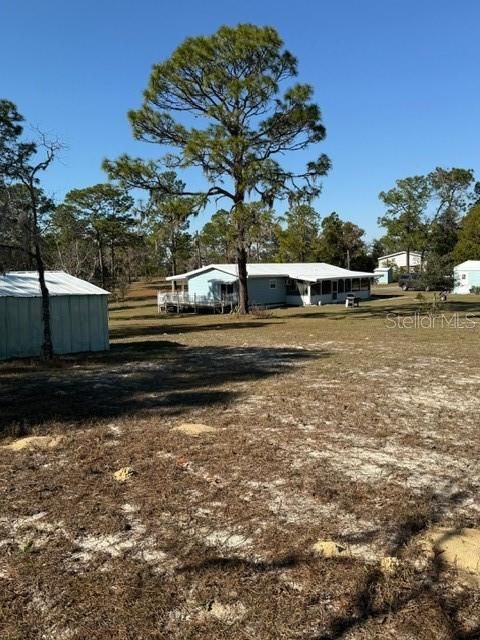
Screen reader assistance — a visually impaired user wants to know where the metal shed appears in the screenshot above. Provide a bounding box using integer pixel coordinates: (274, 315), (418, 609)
(0, 271), (110, 360)
(374, 267), (392, 284)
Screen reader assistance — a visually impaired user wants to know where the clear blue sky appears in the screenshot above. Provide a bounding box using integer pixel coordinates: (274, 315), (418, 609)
(1, 0), (479, 240)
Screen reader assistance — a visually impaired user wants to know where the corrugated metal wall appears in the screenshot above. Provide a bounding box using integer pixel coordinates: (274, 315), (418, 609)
(0, 295), (109, 359)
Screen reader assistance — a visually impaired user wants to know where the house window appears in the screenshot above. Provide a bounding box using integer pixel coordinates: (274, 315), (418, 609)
(269, 279), (277, 289)
(462, 273), (466, 280)
(352, 278), (360, 291)
(338, 279), (345, 293)
(311, 282), (321, 295)
(220, 282), (235, 296)
(344, 278), (351, 292)
(360, 278), (370, 290)
(322, 280), (332, 294)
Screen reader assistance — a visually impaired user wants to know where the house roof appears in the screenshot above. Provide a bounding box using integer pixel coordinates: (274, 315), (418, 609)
(167, 263), (376, 282)
(378, 251), (422, 260)
(0, 271), (110, 298)
(454, 260), (480, 270)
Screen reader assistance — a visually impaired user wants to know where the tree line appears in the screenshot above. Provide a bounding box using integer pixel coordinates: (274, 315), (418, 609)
(0, 157), (381, 290)
(2, 106), (477, 298)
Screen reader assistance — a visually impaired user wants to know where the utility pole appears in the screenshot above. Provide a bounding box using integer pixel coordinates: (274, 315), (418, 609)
(346, 248), (351, 270)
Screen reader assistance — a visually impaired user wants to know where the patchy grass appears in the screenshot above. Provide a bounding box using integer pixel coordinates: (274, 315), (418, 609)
(1, 285), (480, 638)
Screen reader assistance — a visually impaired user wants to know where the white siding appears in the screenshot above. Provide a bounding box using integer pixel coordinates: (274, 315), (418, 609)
(378, 253), (423, 269)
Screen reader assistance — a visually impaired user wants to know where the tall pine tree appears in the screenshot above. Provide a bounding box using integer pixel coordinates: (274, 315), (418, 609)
(104, 24), (330, 313)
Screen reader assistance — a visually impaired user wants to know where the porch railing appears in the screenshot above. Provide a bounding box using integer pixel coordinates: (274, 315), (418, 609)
(157, 291), (238, 312)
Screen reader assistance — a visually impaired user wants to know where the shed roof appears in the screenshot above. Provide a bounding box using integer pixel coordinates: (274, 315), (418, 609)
(0, 271), (110, 297)
(454, 260), (480, 271)
(167, 263), (376, 282)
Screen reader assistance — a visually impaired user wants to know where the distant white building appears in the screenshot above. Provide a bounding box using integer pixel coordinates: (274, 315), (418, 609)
(377, 251), (423, 270)
(453, 261), (480, 294)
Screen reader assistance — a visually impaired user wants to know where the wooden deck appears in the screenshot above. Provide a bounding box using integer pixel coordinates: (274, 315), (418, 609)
(157, 291), (238, 313)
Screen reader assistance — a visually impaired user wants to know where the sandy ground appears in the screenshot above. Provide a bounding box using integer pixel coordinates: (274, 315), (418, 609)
(1, 287), (480, 639)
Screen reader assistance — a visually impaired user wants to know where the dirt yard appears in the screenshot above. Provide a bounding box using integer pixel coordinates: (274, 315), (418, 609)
(1, 284), (480, 639)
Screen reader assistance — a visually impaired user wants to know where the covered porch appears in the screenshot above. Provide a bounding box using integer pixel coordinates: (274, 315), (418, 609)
(286, 276), (372, 306)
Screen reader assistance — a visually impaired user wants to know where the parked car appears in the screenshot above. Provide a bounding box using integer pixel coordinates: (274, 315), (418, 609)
(398, 273), (423, 291)
(398, 272), (452, 292)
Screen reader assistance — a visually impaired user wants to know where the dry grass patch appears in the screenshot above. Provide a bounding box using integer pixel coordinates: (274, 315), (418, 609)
(1, 286), (480, 638)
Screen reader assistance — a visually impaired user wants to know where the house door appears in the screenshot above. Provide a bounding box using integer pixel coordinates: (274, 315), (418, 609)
(332, 280), (338, 301)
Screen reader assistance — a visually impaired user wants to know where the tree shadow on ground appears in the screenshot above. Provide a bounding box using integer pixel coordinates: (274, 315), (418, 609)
(109, 300), (157, 312)
(342, 299), (480, 320)
(0, 341), (327, 436)
(178, 553), (303, 575)
(172, 484), (479, 638)
(314, 484), (480, 640)
(116, 293), (159, 302)
(109, 320), (283, 340)
(369, 293), (406, 301)
(286, 298), (480, 321)
(174, 485), (480, 638)
(110, 313), (164, 322)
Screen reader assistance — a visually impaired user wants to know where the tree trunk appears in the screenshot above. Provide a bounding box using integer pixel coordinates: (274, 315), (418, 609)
(234, 190), (249, 313)
(97, 235), (105, 288)
(110, 241), (115, 288)
(170, 231), (178, 291)
(26, 226), (35, 270)
(171, 237), (177, 277)
(237, 240), (248, 314)
(420, 249), (425, 273)
(194, 232), (202, 268)
(406, 247), (411, 272)
(28, 177), (53, 360)
(35, 244), (53, 359)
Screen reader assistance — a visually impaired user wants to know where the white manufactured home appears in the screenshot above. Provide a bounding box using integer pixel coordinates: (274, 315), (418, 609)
(377, 251), (423, 270)
(161, 262), (376, 310)
(0, 271), (110, 360)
